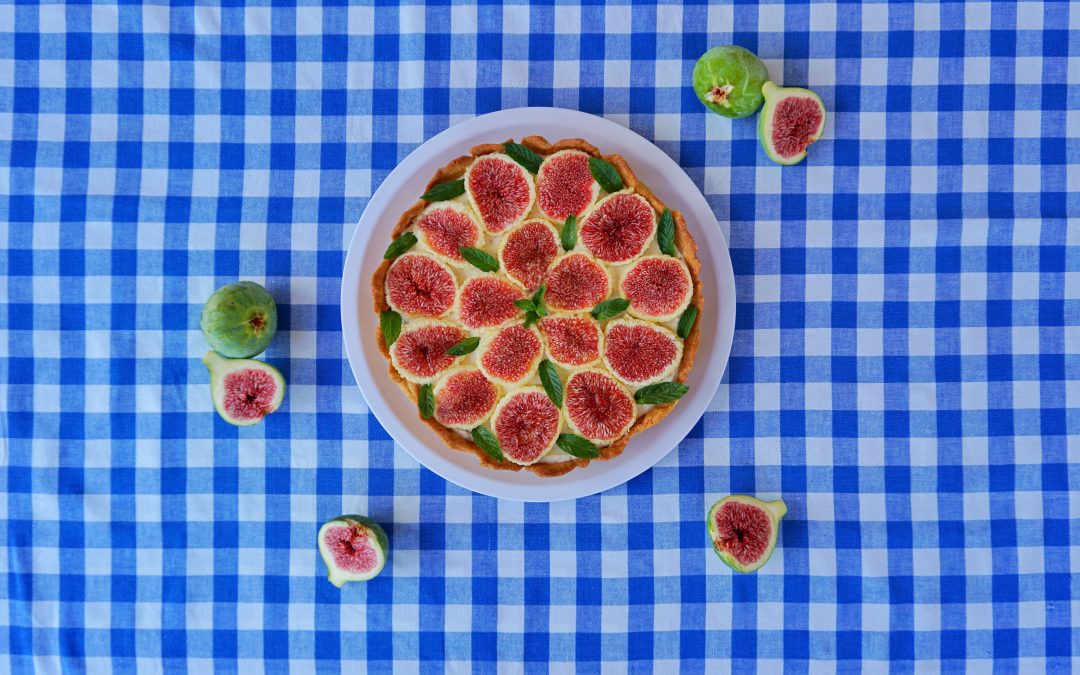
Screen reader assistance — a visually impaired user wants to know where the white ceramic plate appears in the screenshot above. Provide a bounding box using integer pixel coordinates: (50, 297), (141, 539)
(341, 108), (735, 502)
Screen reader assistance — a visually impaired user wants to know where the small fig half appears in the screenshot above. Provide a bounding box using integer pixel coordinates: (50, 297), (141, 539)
(318, 515), (389, 586)
(757, 81), (826, 165)
(203, 351), (285, 426)
(707, 495), (787, 573)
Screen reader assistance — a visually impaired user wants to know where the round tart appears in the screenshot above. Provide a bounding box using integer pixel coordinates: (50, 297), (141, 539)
(372, 137), (702, 477)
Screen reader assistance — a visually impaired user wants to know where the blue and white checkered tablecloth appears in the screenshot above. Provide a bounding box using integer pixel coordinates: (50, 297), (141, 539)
(2, 1), (1077, 671)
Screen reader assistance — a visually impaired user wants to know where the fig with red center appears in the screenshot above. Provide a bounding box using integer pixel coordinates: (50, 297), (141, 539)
(535, 149), (600, 222)
(620, 255), (693, 322)
(413, 202), (484, 264)
(491, 387), (562, 465)
(432, 366), (499, 430)
(203, 351), (286, 426)
(538, 314), (603, 368)
(318, 515), (390, 586)
(458, 276), (523, 329)
(385, 253), (458, 318)
(707, 495), (787, 573)
(389, 319), (467, 383)
(757, 81), (827, 166)
(578, 191), (656, 264)
(563, 369), (636, 444)
(544, 253), (610, 313)
(478, 324), (543, 385)
(465, 153), (536, 234)
(602, 318), (683, 386)
(498, 220), (559, 291)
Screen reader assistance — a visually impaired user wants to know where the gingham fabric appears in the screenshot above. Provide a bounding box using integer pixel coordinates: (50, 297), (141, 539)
(1, 1), (1076, 672)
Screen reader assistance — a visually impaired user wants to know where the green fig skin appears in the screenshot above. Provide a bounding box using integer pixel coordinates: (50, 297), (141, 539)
(692, 46), (770, 119)
(757, 81), (827, 165)
(201, 281), (278, 358)
(318, 515), (390, 587)
(707, 495), (787, 573)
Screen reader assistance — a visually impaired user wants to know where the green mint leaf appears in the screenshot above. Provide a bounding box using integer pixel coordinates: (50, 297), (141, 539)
(471, 426), (504, 462)
(522, 312), (540, 329)
(503, 142), (543, 174)
(560, 215), (577, 251)
(459, 246), (500, 273)
(531, 283), (546, 307)
(418, 384), (435, 419)
(588, 156), (624, 194)
(556, 433), (600, 459)
(538, 359), (563, 407)
(658, 208), (676, 256)
(677, 305), (698, 339)
(446, 336), (480, 356)
(421, 179), (465, 202)
(591, 298), (630, 321)
(383, 232), (418, 260)
(380, 310), (402, 347)
(514, 299), (537, 312)
(634, 381), (689, 405)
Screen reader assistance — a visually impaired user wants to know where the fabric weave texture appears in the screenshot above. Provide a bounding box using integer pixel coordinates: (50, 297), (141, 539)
(1, 1), (1077, 671)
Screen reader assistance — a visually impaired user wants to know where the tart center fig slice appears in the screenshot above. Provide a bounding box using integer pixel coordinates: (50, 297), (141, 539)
(757, 81), (826, 165)
(499, 220), (560, 292)
(458, 276), (524, 329)
(578, 191), (656, 264)
(202, 351), (286, 426)
(385, 253), (458, 318)
(414, 202), (484, 264)
(708, 495), (787, 573)
(318, 515), (390, 586)
(479, 324), (543, 385)
(545, 253), (611, 313)
(491, 387), (562, 466)
(602, 318), (683, 386)
(563, 369), (636, 445)
(536, 150), (600, 222)
(620, 255), (693, 322)
(538, 314), (603, 368)
(389, 319), (467, 384)
(432, 366), (499, 430)
(465, 153), (536, 234)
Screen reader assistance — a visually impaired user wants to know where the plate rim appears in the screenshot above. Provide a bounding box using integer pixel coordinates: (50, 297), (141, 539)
(340, 107), (735, 502)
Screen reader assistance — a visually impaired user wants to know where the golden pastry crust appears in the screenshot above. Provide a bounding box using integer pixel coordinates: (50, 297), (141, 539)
(371, 137), (702, 477)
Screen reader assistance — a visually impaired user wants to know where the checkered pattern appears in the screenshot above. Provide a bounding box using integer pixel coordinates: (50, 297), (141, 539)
(1, 1), (1077, 671)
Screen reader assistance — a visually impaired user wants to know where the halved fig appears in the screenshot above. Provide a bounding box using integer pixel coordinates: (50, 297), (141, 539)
(545, 252), (610, 313)
(465, 153), (536, 234)
(563, 368), (636, 445)
(491, 387), (562, 466)
(538, 314), (603, 368)
(620, 255), (693, 322)
(535, 149), (600, 222)
(385, 253), (458, 318)
(413, 201), (484, 265)
(708, 495), (787, 573)
(478, 324), (543, 386)
(458, 275), (523, 328)
(602, 318), (683, 386)
(203, 351), (286, 426)
(318, 515), (389, 586)
(757, 81), (826, 166)
(389, 319), (467, 384)
(432, 366), (499, 430)
(578, 190), (656, 264)
(498, 219), (560, 292)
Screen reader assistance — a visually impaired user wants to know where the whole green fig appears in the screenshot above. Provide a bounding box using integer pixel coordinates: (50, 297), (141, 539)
(200, 281), (277, 358)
